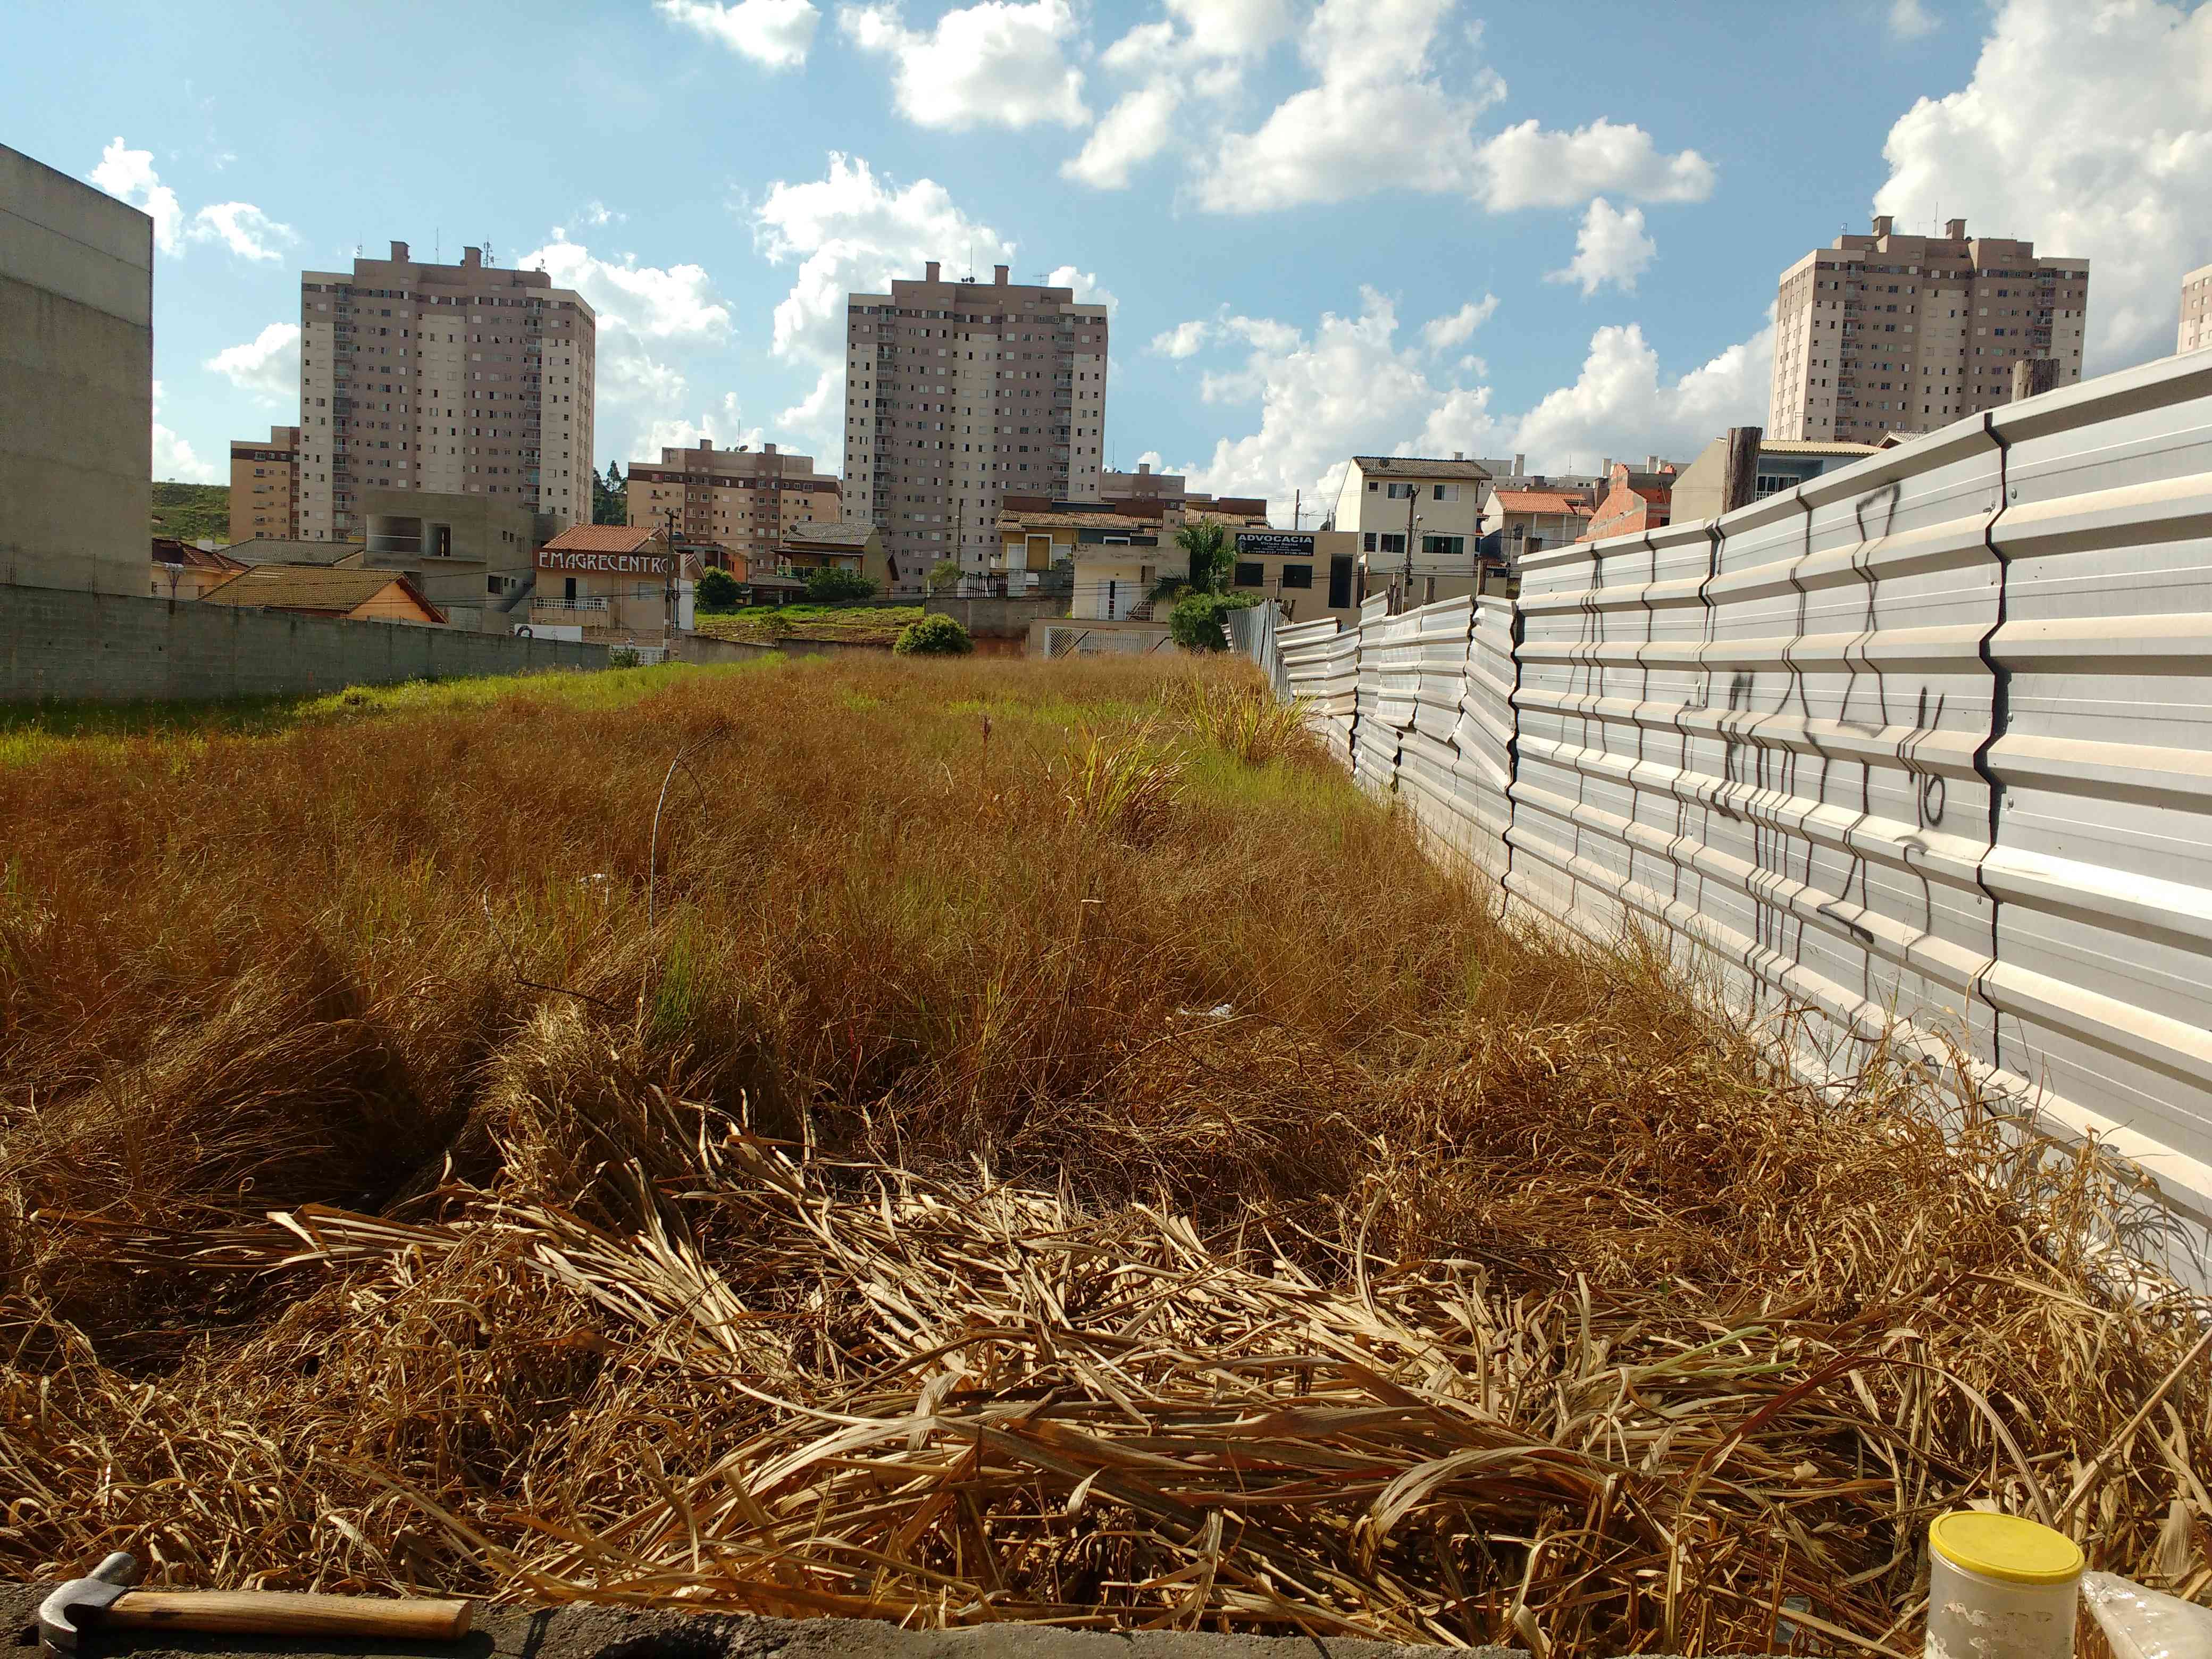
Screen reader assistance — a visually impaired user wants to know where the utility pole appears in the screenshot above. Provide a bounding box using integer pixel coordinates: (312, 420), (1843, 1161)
(663, 506), (680, 643)
(1401, 488), (1420, 613)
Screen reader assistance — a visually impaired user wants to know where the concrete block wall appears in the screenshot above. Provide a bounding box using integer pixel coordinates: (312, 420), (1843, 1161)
(1, 584), (610, 703)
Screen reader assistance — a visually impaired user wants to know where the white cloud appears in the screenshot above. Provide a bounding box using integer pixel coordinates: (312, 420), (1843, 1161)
(1875, 0), (2212, 370)
(1135, 449), (1164, 470)
(751, 153), (1015, 463)
(1062, 80), (1183, 188)
(1186, 2), (1712, 215)
(1474, 119), (1716, 211)
(581, 200), (625, 227)
(1174, 288), (1511, 520)
(1546, 198), (1656, 296)
(150, 380), (219, 484)
(1421, 296), (1498, 350)
(655, 0), (820, 69)
(1190, 0), (1496, 211)
(1048, 263), (1117, 317)
(1164, 0), (1294, 55)
(87, 137), (293, 262)
(88, 137), (181, 254)
(204, 322), (300, 405)
(1888, 0), (1938, 39)
(1510, 315), (1773, 471)
(188, 201), (296, 262)
(839, 0), (1087, 130)
(521, 230), (732, 341)
(1170, 288), (1769, 515)
(639, 393), (765, 456)
(1151, 320), (1211, 358)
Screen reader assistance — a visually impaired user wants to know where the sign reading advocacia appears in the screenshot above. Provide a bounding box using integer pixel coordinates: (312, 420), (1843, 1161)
(535, 548), (677, 577)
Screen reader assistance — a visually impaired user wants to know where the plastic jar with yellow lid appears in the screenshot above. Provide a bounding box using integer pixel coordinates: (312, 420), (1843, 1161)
(1925, 1512), (2086, 1659)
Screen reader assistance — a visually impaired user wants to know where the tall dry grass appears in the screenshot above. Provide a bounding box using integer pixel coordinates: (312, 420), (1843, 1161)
(0, 655), (2205, 1654)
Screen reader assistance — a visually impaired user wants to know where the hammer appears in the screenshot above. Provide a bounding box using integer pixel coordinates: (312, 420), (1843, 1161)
(39, 1555), (472, 1654)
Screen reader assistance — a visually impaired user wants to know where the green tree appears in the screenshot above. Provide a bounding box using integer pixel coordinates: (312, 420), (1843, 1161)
(927, 557), (963, 596)
(1168, 590), (1259, 652)
(697, 567), (741, 609)
(1177, 520), (1232, 594)
(805, 567), (877, 603)
(592, 463), (627, 526)
(893, 614), (974, 656)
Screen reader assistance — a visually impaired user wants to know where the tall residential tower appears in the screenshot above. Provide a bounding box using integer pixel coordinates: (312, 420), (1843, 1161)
(296, 242), (596, 541)
(843, 262), (1107, 587)
(2182, 263), (2212, 356)
(1769, 216), (2088, 443)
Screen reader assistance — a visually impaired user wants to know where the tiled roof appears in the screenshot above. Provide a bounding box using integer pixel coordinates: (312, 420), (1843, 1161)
(220, 538), (351, 567)
(1759, 440), (1883, 457)
(199, 565), (445, 621)
(1186, 508), (1270, 528)
(542, 524), (663, 554)
(154, 539), (248, 572)
(1491, 490), (1592, 515)
(1353, 455), (1493, 480)
(782, 520), (875, 548)
(1000, 510), (1163, 532)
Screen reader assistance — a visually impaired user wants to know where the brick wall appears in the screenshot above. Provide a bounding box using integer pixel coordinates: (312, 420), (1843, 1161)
(1, 584), (611, 703)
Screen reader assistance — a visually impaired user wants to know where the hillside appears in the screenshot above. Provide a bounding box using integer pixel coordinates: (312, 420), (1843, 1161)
(150, 479), (230, 544)
(0, 655), (2199, 1653)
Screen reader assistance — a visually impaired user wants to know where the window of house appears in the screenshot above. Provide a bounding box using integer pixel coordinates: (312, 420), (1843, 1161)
(1379, 533), (1405, 554)
(1432, 483), (1460, 500)
(1421, 534), (1465, 559)
(1362, 532), (1377, 552)
(1280, 563), (1313, 589)
(1234, 562), (1264, 587)
(1384, 482), (1418, 499)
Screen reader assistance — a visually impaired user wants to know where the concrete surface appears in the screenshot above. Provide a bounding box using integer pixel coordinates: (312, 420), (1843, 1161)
(0, 1584), (1522, 1659)
(0, 141), (153, 598)
(1, 583), (610, 702)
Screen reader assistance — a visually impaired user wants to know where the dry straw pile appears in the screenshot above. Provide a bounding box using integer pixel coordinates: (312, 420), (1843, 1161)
(1, 656), (2205, 1656)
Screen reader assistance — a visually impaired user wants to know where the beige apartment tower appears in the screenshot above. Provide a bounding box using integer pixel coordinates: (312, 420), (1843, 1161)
(296, 241), (595, 541)
(2182, 263), (2212, 356)
(228, 424), (300, 542)
(625, 439), (840, 564)
(1769, 216), (2088, 442)
(843, 262), (1108, 589)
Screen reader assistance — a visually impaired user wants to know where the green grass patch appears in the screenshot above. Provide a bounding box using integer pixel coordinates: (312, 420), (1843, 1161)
(0, 660), (775, 767)
(150, 481), (231, 544)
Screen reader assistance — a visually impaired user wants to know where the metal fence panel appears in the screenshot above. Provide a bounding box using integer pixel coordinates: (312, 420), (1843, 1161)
(1224, 358), (2212, 1253)
(1982, 353), (2212, 1231)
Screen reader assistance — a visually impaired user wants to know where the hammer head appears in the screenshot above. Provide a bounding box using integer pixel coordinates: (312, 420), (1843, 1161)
(38, 1553), (140, 1654)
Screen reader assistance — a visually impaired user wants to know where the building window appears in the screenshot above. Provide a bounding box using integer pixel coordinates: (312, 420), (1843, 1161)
(1234, 562), (1264, 588)
(1362, 532), (1377, 552)
(1378, 533), (1405, 555)
(1384, 482), (1418, 499)
(1421, 534), (1465, 559)
(1280, 563), (1313, 589)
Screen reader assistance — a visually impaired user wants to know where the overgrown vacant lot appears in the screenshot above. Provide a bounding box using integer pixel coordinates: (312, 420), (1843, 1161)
(1, 656), (2205, 1655)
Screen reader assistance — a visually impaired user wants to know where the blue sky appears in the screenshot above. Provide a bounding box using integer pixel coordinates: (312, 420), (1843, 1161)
(10, 0), (2211, 517)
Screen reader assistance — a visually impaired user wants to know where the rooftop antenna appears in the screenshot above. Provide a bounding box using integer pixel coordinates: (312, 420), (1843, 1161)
(484, 238), (496, 266)
(435, 227), (441, 262)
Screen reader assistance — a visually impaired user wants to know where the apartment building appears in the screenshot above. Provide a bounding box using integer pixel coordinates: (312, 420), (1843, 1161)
(2183, 263), (2212, 355)
(228, 424), (300, 542)
(1770, 216), (2088, 442)
(296, 241), (596, 542)
(844, 262), (1109, 587)
(624, 439), (840, 569)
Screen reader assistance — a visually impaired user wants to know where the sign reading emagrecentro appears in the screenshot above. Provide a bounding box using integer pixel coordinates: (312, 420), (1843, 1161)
(535, 547), (677, 576)
(1235, 532), (1312, 557)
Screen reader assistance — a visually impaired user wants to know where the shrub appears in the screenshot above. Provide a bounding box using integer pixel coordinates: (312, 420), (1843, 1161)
(1168, 591), (1257, 652)
(927, 558), (963, 597)
(606, 646), (642, 668)
(893, 614), (974, 656)
(805, 567), (877, 604)
(697, 568), (740, 610)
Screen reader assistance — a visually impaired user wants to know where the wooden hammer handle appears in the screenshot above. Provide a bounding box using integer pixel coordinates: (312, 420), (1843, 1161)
(105, 1591), (472, 1643)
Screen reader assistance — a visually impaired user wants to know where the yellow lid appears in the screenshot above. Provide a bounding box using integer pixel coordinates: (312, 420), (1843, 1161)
(1930, 1512), (2085, 1585)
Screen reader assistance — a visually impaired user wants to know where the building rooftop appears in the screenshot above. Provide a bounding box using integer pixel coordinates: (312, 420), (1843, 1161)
(153, 539), (248, 572)
(1490, 490), (1593, 516)
(1353, 455), (1493, 480)
(1000, 508), (1165, 532)
(1758, 440), (1884, 458)
(782, 521), (876, 548)
(220, 537), (350, 567)
(199, 565), (445, 621)
(542, 524), (663, 554)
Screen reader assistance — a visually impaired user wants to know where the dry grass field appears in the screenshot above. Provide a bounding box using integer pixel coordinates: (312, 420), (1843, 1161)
(0, 653), (2204, 1654)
